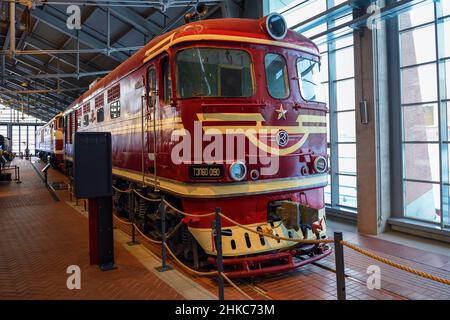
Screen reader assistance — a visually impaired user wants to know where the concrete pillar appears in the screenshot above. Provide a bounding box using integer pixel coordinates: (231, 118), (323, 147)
(353, 4), (391, 235)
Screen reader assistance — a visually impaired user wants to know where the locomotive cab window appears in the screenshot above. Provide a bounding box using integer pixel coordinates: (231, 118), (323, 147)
(148, 67), (156, 107)
(176, 48), (253, 98)
(110, 101), (121, 119)
(83, 114), (89, 127)
(297, 57), (325, 102)
(264, 53), (289, 99)
(97, 107), (104, 123)
(161, 58), (172, 104)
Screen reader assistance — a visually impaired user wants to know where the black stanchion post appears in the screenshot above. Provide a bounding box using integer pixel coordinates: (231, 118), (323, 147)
(16, 166), (21, 183)
(334, 231), (346, 300)
(215, 207), (225, 301)
(127, 191), (139, 246)
(156, 196), (172, 272)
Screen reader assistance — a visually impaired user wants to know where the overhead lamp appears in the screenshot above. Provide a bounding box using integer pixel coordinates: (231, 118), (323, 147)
(264, 13), (288, 40)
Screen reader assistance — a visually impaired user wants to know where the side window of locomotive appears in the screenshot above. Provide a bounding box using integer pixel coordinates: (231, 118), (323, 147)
(110, 101), (121, 119)
(97, 107), (104, 123)
(161, 58), (172, 104)
(176, 48), (253, 98)
(83, 114), (89, 126)
(264, 53), (289, 99)
(148, 68), (156, 106)
(296, 57), (325, 102)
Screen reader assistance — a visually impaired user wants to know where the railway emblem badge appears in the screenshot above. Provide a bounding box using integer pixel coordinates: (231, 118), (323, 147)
(276, 130), (289, 147)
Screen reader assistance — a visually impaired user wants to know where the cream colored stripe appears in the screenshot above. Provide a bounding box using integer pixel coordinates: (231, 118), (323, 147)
(112, 167), (327, 198)
(143, 34), (318, 63)
(197, 113), (265, 122)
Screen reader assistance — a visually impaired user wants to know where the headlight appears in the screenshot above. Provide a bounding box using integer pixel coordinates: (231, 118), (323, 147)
(229, 161), (247, 181)
(265, 13), (288, 40)
(314, 156), (328, 173)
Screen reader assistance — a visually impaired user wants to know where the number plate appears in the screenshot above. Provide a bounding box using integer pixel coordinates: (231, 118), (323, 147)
(189, 165), (224, 180)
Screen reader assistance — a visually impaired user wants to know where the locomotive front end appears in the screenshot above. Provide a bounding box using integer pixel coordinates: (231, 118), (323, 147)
(169, 14), (331, 276)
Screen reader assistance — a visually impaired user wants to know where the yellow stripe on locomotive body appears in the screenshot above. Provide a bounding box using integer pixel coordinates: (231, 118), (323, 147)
(197, 113), (327, 156)
(143, 34), (318, 63)
(111, 166), (328, 198)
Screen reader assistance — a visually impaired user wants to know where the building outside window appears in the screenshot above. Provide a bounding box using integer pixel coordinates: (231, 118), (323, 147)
(397, 1), (450, 228)
(269, 0), (358, 214)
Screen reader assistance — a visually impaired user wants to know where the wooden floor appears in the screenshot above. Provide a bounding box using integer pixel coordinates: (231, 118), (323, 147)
(1, 158), (449, 300)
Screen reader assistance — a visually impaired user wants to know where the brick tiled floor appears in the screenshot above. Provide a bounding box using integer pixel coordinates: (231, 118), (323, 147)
(0, 159), (184, 300)
(3, 158), (450, 300)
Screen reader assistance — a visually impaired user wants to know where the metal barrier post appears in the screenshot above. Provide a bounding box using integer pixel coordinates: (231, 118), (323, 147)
(16, 166), (21, 184)
(156, 196), (172, 272)
(334, 232), (346, 300)
(127, 191), (139, 246)
(215, 207), (225, 300)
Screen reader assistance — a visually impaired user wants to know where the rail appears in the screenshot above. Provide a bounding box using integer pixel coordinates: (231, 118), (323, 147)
(109, 185), (450, 301)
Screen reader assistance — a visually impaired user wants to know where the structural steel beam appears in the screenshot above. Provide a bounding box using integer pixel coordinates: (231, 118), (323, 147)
(109, 7), (159, 37)
(29, 6), (130, 62)
(25, 35), (107, 74)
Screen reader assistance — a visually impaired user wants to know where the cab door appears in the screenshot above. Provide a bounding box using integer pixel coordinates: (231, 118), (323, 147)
(146, 66), (158, 185)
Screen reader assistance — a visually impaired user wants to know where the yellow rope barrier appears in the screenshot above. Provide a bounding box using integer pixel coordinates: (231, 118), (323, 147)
(221, 272), (254, 300)
(113, 185), (450, 287)
(113, 213), (132, 225)
(219, 212), (334, 245)
(164, 243), (218, 277)
(163, 199), (216, 218)
(133, 189), (161, 202)
(133, 223), (163, 244)
(341, 241), (450, 286)
(112, 185), (133, 193)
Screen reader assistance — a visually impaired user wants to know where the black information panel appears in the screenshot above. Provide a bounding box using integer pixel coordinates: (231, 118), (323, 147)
(189, 165), (224, 180)
(73, 132), (112, 198)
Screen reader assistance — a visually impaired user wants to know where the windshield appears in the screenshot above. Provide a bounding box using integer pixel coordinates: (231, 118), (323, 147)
(176, 48), (253, 98)
(297, 57), (325, 102)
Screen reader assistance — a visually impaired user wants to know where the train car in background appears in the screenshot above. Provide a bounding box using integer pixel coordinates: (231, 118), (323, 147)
(47, 12), (331, 277)
(36, 113), (64, 168)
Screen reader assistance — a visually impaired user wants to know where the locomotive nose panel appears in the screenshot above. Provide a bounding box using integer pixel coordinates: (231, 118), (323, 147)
(188, 208), (327, 257)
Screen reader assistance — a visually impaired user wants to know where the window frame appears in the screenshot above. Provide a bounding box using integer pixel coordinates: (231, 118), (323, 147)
(160, 56), (172, 105)
(83, 114), (89, 127)
(97, 107), (104, 123)
(174, 46), (255, 99)
(263, 52), (291, 100)
(110, 100), (121, 119)
(295, 56), (326, 103)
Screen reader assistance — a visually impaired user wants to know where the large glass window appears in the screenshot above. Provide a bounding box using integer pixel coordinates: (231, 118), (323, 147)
(264, 53), (289, 99)
(176, 48), (253, 98)
(270, 0), (358, 214)
(398, 1), (450, 227)
(12, 126), (20, 153)
(297, 58), (325, 102)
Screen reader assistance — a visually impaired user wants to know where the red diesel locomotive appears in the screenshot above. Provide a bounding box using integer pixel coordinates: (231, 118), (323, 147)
(36, 113), (64, 167)
(43, 13), (331, 277)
